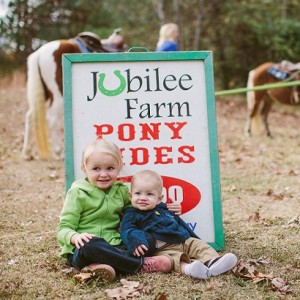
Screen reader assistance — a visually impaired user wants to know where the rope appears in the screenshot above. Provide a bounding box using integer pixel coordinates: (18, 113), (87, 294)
(215, 80), (300, 97)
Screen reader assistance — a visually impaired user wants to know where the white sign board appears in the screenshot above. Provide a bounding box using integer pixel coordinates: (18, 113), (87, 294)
(63, 51), (224, 250)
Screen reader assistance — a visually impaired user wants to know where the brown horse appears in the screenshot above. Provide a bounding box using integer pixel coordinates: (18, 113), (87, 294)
(245, 61), (300, 137)
(22, 29), (128, 160)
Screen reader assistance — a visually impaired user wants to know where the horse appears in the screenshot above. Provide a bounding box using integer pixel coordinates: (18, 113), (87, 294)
(22, 29), (128, 160)
(245, 61), (300, 137)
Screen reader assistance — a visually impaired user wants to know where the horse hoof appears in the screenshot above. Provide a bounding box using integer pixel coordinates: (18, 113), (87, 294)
(53, 152), (64, 160)
(22, 152), (34, 161)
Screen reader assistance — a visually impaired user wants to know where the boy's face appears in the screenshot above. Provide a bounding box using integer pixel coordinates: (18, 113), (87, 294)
(130, 176), (163, 210)
(82, 151), (119, 191)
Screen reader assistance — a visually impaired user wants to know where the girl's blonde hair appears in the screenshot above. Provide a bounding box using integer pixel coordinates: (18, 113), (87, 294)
(81, 139), (123, 171)
(157, 23), (179, 47)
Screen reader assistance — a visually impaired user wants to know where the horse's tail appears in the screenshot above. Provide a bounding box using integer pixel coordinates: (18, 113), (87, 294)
(246, 69), (263, 135)
(27, 51), (50, 159)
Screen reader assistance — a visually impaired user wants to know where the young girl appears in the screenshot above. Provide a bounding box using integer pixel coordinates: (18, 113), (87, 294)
(57, 139), (174, 281)
(121, 170), (237, 280)
(156, 23), (180, 52)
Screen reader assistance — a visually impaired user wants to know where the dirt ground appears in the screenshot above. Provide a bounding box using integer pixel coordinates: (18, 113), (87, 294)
(0, 81), (299, 299)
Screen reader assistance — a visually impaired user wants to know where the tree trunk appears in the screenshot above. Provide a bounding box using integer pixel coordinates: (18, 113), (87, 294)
(153, 0), (165, 25)
(193, 0), (204, 50)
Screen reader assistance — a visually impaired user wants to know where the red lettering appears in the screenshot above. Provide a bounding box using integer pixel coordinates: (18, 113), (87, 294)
(122, 145), (195, 166)
(130, 147), (149, 165)
(118, 123), (135, 141)
(154, 146), (173, 164)
(165, 122), (187, 139)
(94, 122), (187, 141)
(140, 123), (161, 140)
(178, 145), (195, 163)
(93, 124), (113, 137)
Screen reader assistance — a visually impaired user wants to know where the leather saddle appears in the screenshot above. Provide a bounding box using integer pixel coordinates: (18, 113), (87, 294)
(75, 29), (128, 53)
(268, 60), (300, 80)
(273, 60), (300, 73)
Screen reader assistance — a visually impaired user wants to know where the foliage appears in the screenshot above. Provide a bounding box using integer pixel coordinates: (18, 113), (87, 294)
(1, 0), (300, 89)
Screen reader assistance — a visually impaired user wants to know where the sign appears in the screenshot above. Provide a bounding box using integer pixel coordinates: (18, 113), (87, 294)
(63, 51), (224, 250)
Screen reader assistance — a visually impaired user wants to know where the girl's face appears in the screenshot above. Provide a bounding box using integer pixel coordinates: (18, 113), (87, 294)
(171, 28), (179, 41)
(82, 151), (119, 191)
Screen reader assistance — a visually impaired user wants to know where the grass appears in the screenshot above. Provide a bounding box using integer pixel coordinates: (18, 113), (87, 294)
(0, 84), (299, 299)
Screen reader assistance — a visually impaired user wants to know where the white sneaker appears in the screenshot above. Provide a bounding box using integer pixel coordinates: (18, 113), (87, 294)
(208, 253), (237, 276)
(184, 261), (210, 279)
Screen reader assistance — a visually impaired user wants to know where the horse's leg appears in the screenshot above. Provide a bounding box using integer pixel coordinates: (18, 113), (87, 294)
(22, 50), (49, 160)
(245, 111), (252, 137)
(249, 100), (264, 135)
(245, 109), (252, 137)
(245, 70), (255, 136)
(25, 49), (51, 160)
(263, 93), (274, 137)
(245, 70), (265, 136)
(38, 41), (64, 159)
(22, 108), (34, 160)
(46, 93), (64, 159)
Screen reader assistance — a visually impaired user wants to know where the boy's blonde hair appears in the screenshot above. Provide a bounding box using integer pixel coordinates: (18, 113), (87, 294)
(131, 170), (163, 194)
(81, 139), (123, 171)
(157, 23), (179, 47)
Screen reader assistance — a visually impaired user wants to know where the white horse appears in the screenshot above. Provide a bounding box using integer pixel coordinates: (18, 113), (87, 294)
(22, 30), (127, 160)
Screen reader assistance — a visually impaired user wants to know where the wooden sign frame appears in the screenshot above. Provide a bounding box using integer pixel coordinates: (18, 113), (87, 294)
(63, 51), (224, 250)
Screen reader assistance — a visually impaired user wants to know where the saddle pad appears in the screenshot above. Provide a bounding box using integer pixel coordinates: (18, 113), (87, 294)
(267, 67), (289, 80)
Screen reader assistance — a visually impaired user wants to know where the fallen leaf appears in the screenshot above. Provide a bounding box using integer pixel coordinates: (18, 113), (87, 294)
(223, 185), (237, 192)
(105, 279), (152, 299)
(271, 277), (285, 289)
(271, 277), (292, 294)
(120, 279), (140, 288)
(288, 169), (298, 176)
(248, 211), (260, 222)
(155, 292), (168, 300)
(48, 171), (58, 179)
(233, 258), (293, 294)
(232, 259), (273, 283)
(253, 272), (274, 284)
(278, 285), (293, 294)
(273, 194), (284, 201)
(73, 272), (93, 284)
(105, 287), (131, 300)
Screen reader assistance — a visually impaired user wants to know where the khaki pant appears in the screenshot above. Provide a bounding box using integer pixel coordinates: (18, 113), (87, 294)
(154, 237), (220, 272)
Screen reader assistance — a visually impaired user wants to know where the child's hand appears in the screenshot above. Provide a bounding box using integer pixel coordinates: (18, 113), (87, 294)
(133, 244), (148, 257)
(71, 233), (96, 249)
(167, 198), (182, 215)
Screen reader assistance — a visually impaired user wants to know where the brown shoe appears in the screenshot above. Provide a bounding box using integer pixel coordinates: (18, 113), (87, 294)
(141, 256), (172, 273)
(81, 263), (116, 282)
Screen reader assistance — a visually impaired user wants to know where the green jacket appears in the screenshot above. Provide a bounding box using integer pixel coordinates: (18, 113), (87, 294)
(57, 179), (130, 258)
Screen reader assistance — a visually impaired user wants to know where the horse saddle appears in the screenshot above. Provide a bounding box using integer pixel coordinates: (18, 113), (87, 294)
(268, 60), (300, 80)
(75, 29), (128, 53)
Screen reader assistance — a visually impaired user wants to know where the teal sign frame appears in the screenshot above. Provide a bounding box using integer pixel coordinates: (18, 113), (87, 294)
(63, 51), (224, 250)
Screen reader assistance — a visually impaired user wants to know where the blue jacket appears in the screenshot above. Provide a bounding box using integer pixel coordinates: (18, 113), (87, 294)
(156, 40), (179, 51)
(120, 202), (199, 255)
